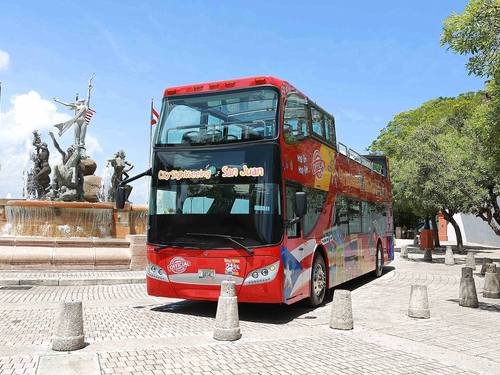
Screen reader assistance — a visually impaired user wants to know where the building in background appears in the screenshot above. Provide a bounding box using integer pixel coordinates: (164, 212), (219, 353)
(438, 213), (500, 247)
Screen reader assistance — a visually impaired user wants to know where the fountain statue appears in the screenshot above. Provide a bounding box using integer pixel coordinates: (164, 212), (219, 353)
(26, 130), (51, 199)
(50, 75), (96, 201)
(49, 132), (82, 201)
(107, 150), (134, 202)
(53, 74), (95, 156)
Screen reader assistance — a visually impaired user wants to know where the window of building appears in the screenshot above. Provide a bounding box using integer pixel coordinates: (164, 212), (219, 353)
(283, 94), (308, 144)
(310, 107), (325, 138)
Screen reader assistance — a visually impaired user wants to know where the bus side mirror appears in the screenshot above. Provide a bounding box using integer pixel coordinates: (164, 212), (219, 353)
(116, 186), (126, 209)
(294, 191), (307, 217)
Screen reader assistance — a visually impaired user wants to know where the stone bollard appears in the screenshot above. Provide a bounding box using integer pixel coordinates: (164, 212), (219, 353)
(483, 263), (500, 299)
(52, 301), (85, 351)
(400, 245), (408, 260)
(480, 258), (493, 276)
(213, 281), (241, 341)
(423, 249), (432, 262)
(444, 246), (455, 265)
(459, 267), (479, 308)
(329, 290), (353, 330)
(408, 285), (430, 319)
(465, 252), (476, 270)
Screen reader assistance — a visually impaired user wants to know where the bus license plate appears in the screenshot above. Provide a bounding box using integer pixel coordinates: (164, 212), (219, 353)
(198, 269), (215, 279)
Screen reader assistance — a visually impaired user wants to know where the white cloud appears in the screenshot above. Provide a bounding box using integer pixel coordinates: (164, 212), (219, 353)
(0, 91), (99, 198)
(85, 133), (103, 156)
(0, 50), (9, 71)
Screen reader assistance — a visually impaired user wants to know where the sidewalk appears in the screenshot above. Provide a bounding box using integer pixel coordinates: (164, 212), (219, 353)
(0, 270), (145, 287)
(0, 244), (499, 374)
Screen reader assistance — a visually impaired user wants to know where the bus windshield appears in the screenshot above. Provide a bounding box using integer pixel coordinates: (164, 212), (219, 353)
(148, 143), (282, 248)
(155, 87), (279, 146)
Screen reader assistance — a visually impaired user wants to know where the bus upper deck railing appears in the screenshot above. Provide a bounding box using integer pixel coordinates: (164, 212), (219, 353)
(337, 142), (386, 177)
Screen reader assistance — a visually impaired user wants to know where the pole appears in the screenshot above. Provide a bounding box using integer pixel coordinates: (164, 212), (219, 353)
(0, 81), (2, 126)
(149, 98), (153, 169)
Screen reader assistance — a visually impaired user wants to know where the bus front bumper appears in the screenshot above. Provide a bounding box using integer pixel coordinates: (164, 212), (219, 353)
(146, 257), (284, 303)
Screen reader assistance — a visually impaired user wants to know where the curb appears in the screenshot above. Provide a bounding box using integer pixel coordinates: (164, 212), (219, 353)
(0, 277), (145, 287)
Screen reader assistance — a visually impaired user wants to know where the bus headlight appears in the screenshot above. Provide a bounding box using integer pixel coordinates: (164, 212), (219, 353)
(244, 261), (279, 285)
(147, 262), (169, 281)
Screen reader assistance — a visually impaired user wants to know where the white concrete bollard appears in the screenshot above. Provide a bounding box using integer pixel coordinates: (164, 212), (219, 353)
(400, 245), (408, 260)
(465, 252), (476, 270)
(423, 249), (432, 262)
(444, 246), (455, 265)
(329, 290), (353, 330)
(483, 263), (500, 299)
(480, 258), (493, 276)
(408, 285), (430, 319)
(459, 267), (478, 308)
(52, 301), (85, 351)
(213, 281), (241, 341)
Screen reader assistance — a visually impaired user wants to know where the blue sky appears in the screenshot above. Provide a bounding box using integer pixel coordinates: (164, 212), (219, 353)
(0, 1), (484, 202)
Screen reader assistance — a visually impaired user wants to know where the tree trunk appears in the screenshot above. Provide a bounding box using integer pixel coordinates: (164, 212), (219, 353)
(430, 214), (440, 248)
(477, 207), (500, 235)
(443, 210), (463, 250)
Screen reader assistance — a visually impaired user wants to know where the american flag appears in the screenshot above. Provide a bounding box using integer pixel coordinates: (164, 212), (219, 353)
(84, 108), (96, 124)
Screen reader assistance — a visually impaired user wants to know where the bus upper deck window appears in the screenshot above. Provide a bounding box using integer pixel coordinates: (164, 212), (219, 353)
(284, 94), (308, 144)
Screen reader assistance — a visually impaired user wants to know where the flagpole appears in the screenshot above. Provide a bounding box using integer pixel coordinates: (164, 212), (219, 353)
(149, 98), (153, 169)
(0, 81), (2, 126)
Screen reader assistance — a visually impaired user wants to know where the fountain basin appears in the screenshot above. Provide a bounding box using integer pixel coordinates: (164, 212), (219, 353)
(1, 200), (147, 239)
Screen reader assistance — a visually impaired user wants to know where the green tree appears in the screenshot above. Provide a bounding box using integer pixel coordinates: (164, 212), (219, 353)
(441, 0), (500, 78)
(441, 0), (500, 234)
(370, 94), (485, 248)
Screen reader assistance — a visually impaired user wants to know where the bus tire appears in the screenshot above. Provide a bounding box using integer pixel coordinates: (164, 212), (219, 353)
(308, 253), (327, 307)
(375, 242), (384, 277)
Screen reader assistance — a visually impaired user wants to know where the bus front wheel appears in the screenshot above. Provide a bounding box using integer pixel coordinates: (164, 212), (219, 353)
(308, 253), (327, 307)
(375, 242), (384, 277)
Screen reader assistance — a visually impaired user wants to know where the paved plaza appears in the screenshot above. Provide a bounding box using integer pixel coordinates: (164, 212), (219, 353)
(0, 243), (499, 375)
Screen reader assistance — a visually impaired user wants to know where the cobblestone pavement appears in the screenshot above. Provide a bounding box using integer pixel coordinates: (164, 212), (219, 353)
(0, 245), (499, 374)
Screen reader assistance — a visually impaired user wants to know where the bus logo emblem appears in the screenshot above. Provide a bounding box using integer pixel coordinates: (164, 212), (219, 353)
(168, 257), (191, 274)
(312, 150), (325, 179)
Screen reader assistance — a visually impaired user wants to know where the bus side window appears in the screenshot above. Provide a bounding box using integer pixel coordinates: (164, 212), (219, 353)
(361, 201), (371, 233)
(284, 94), (308, 144)
(333, 195), (349, 236)
(325, 116), (337, 146)
(303, 186), (328, 237)
(310, 107), (325, 138)
(348, 199), (362, 234)
(286, 184), (301, 238)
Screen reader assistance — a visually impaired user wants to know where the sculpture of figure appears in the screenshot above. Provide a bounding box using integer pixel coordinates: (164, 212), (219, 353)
(28, 130), (51, 199)
(49, 131), (82, 201)
(107, 150), (134, 202)
(53, 75), (94, 156)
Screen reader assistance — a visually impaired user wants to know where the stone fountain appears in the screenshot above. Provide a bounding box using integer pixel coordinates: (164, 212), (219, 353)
(0, 77), (148, 270)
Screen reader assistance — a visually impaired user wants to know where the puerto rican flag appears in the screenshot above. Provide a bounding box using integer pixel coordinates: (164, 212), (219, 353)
(84, 108), (96, 124)
(151, 105), (159, 126)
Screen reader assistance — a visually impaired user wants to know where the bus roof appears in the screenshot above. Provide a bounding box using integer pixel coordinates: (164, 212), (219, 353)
(163, 76), (300, 97)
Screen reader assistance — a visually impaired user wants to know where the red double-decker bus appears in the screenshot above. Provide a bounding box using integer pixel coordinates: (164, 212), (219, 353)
(141, 76), (393, 306)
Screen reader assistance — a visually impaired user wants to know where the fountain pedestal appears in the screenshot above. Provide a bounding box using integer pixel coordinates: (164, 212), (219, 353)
(0, 200), (148, 270)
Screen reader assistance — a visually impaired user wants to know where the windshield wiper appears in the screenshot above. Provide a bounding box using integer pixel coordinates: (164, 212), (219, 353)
(150, 242), (201, 252)
(186, 233), (253, 255)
